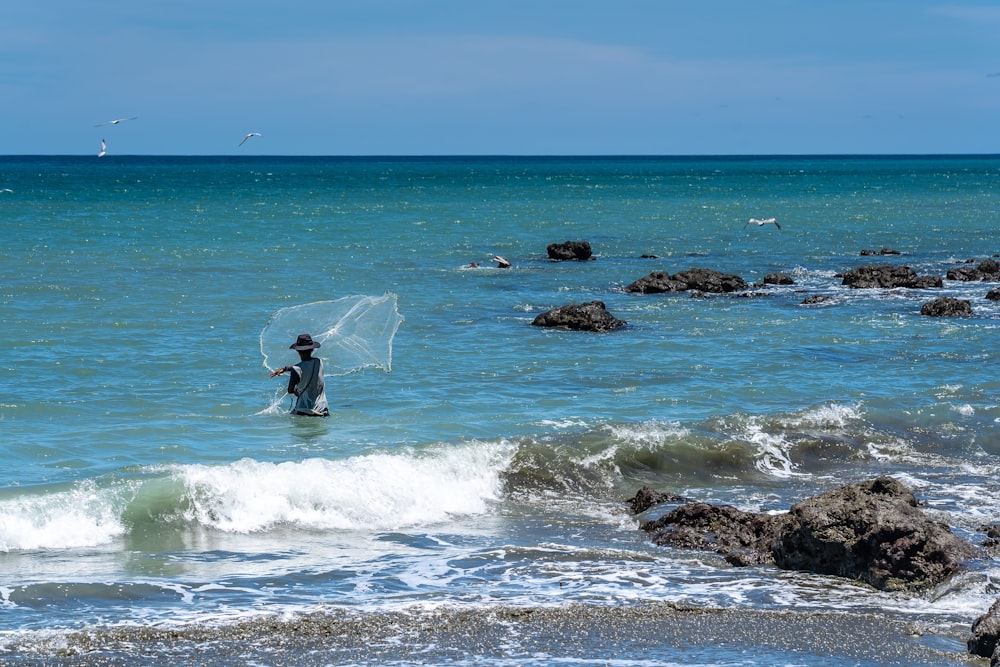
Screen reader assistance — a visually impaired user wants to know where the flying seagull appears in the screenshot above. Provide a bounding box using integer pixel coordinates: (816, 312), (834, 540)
(239, 132), (262, 147)
(745, 217), (781, 230)
(98, 139), (107, 158)
(96, 117), (137, 127)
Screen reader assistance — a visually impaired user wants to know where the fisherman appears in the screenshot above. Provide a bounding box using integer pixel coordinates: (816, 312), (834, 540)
(269, 333), (330, 416)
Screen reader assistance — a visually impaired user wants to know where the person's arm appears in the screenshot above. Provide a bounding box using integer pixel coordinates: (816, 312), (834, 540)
(269, 365), (300, 394)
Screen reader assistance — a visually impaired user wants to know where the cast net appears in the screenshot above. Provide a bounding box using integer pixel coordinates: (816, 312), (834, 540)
(260, 293), (404, 376)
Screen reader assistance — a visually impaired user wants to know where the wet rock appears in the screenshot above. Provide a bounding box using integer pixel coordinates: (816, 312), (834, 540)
(762, 272), (794, 285)
(626, 268), (749, 294)
(920, 297), (972, 317)
(801, 295), (832, 305)
(772, 476), (977, 590)
(625, 271), (689, 293)
(969, 598), (1000, 665)
(841, 264), (942, 289)
(625, 486), (689, 514)
(860, 248), (901, 256)
(531, 301), (626, 332)
(946, 259), (1000, 282)
(547, 240), (593, 261)
(634, 476), (978, 591)
(986, 288), (1000, 301)
(642, 502), (783, 567)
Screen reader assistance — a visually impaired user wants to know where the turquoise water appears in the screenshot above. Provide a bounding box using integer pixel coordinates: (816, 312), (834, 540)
(1, 155), (999, 664)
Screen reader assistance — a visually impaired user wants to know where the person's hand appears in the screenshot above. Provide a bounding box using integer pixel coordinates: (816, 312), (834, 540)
(269, 367), (287, 378)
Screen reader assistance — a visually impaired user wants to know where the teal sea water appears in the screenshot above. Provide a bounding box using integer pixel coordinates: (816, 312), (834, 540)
(1, 155), (999, 665)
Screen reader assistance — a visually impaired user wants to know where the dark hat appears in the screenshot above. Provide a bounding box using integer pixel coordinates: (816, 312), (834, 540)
(290, 333), (321, 350)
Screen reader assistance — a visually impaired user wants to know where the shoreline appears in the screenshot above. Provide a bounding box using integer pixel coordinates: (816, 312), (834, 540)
(3, 602), (977, 666)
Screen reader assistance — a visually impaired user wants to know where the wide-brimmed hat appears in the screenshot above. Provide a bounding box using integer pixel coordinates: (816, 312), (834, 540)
(289, 333), (321, 350)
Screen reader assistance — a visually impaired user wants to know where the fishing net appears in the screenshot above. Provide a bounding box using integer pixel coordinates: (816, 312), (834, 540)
(260, 293), (404, 376)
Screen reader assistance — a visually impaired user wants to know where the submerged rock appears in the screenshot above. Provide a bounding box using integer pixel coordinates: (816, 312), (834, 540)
(626, 268), (749, 294)
(546, 240), (593, 261)
(841, 264), (942, 289)
(860, 248), (901, 256)
(531, 301), (626, 332)
(947, 259), (1000, 282)
(761, 272), (794, 285)
(920, 296), (972, 317)
(634, 476), (978, 591)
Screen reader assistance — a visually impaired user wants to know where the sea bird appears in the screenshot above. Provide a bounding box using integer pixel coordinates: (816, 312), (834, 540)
(493, 255), (511, 268)
(96, 117), (137, 127)
(239, 132), (262, 147)
(98, 139), (107, 157)
(745, 217), (781, 230)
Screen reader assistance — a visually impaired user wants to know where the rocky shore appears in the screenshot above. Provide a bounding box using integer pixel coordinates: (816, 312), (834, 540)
(627, 476), (999, 663)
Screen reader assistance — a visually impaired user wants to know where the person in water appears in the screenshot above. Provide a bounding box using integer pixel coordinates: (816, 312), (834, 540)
(269, 333), (330, 416)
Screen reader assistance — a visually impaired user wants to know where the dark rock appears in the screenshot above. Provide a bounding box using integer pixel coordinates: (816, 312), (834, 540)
(547, 241), (593, 261)
(531, 301), (626, 332)
(674, 268), (749, 293)
(642, 502), (784, 567)
(947, 259), (1000, 282)
(772, 476), (977, 591)
(801, 295), (832, 305)
(625, 486), (689, 514)
(626, 271), (690, 293)
(860, 248), (901, 256)
(841, 264), (942, 289)
(626, 268), (749, 294)
(986, 288), (1000, 301)
(920, 297), (972, 317)
(969, 598), (1000, 663)
(762, 273), (794, 285)
(635, 476), (978, 591)
(640, 253), (659, 259)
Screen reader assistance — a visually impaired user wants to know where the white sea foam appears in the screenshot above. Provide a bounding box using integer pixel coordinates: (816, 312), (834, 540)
(742, 417), (805, 479)
(171, 440), (514, 533)
(794, 401), (863, 428)
(0, 480), (126, 551)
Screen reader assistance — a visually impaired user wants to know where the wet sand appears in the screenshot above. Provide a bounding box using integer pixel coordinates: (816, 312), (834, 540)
(4, 602), (977, 666)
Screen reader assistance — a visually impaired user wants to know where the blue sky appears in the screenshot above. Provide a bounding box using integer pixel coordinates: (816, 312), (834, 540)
(3, 1), (998, 155)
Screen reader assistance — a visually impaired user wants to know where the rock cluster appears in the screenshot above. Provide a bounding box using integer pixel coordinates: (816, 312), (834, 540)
(947, 259), (1000, 282)
(840, 264), (942, 289)
(532, 242), (998, 332)
(631, 476), (978, 591)
(625, 268), (749, 294)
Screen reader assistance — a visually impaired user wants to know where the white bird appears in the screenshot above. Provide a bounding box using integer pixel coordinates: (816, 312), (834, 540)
(493, 255), (511, 268)
(98, 139), (107, 158)
(745, 217), (781, 230)
(239, 132), (262, 147)
(96, 117), (137, 127)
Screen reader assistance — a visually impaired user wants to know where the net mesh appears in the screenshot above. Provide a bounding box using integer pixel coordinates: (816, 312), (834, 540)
(260, 293), (404, 376)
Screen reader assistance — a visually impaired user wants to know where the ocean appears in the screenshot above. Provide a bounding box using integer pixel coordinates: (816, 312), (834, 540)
(0, 154), (998, 665)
